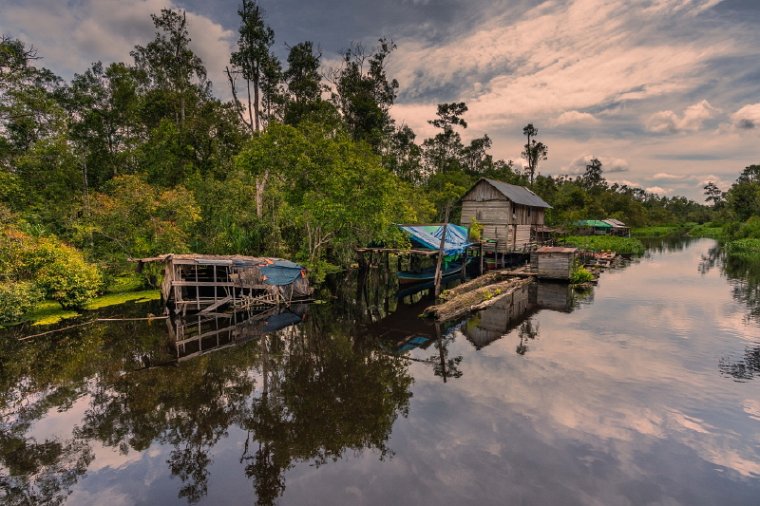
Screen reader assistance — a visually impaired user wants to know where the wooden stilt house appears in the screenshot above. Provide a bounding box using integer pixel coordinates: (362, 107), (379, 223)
(460, 178), (552, 252)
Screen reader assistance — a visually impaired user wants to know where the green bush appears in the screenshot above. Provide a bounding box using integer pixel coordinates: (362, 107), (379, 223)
(570, 266), (594, 284)
(469, 218), (483, 241)
(29, 239), (103, 309)
(725, 238), (760, 261)
(0, 281), (42, 325)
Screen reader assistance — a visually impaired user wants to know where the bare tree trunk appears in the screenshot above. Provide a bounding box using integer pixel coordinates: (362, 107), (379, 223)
(255, 170), (269, 218)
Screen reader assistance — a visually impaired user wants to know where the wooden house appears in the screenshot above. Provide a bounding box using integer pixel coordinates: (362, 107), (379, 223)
(460, 178), (552, 252)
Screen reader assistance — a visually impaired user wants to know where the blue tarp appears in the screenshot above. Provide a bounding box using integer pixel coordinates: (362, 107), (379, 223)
(258, 259), (304, 286)
(398, 224), (473, 255)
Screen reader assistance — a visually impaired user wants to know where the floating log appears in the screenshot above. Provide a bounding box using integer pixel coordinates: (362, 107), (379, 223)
(423, 277), (534, 322)
(439, 271), (515, 300)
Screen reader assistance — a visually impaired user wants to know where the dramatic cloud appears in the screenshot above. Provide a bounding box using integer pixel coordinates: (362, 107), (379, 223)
(731, 103), (760, 130)
(2, 0), (758, 200)
(646, 100), (720, 133)
(0, 0), (235, 95)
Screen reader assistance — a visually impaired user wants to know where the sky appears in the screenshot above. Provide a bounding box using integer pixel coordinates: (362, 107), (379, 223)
(1, 0), (759, 201)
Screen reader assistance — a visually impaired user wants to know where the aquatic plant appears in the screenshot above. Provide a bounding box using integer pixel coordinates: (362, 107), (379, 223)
(570, 266), (594, 285)
(559, 235), (645, 255)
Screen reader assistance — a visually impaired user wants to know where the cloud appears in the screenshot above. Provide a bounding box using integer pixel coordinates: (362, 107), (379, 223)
(651, 172), (687, 181)
(391, 0), (736, 133)
(0, 0), (235, 96)
(550, 110), (600, 127)
(560, 154), (630, 175)
(731, 103), (760, 130)
(645, 100), (720, 133)
(645, 186), (673, 195)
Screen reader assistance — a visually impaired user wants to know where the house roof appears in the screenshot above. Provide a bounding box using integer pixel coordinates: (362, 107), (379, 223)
(479, 178), (552, 208)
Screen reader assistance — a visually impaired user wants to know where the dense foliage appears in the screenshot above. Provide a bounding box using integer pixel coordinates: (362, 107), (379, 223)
(2, 3), (749, 321)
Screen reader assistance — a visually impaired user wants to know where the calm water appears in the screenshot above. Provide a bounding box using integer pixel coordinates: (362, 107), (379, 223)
(2, 238), (760, 505)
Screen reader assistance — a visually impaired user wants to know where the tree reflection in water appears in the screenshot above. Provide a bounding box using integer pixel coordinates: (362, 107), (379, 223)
(719, 347), (760, 382)
(699, 243), (760, 323)
(0, 302), (413, 505)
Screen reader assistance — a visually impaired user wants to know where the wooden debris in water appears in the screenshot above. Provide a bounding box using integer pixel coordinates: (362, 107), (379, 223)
(439, 271), (515, 300)
(424, 277), (534, 322)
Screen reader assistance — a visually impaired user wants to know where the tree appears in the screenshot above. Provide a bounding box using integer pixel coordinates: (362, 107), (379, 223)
(521, 123), (548, 186)
(422, 102), (468, 176)
(703, 181), (723, 209)
(331, 38), (399, 150)
(131, 9), (210, 129)
(283, 41), (326, 126)
(228, 0), (277, 133)
(581, 157), (605, 191)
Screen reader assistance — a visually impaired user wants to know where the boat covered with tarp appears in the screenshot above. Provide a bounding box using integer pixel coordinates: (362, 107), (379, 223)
(396, 224), (473, 284)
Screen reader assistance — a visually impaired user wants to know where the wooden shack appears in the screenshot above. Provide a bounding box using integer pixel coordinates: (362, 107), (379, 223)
(460, 178), (552, 252)
(531, 247), (577, 280)
(134, 254), (311, 315)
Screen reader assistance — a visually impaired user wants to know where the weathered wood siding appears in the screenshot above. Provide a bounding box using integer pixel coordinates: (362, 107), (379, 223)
(536, 251), (574, 279)
(460, 180), (546, 251)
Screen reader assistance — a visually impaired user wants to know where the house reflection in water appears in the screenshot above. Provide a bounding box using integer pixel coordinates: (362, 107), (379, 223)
(167, 305), (308, 361)
(463, 282), (576, 351)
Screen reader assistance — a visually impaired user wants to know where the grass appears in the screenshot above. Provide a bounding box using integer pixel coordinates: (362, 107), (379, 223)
(26, 288), (160, 326)
(725, 238), (760, 260)
(559, 235), (645, 255)
(631, 225), (679, 237)
(570, 265), (595, 284)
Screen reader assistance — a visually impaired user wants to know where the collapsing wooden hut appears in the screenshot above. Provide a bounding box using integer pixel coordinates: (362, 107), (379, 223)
(460, 178), (552, 252)
(134, 254), (311, 315)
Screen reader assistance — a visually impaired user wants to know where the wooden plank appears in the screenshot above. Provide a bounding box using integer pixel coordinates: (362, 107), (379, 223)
(199, 296), (232, 314)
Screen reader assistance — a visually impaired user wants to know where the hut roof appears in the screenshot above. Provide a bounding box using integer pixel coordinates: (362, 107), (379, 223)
(476, 178), (552, 208)
(576, 219), (612, 228)
(603, 218), (627, 228)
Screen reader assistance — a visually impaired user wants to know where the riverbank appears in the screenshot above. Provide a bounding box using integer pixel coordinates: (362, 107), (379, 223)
(558, 235), (645, 255)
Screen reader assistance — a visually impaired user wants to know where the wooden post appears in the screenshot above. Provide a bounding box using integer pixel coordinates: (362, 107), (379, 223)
(434, 207), (450, 298)
(480, 242), (484, 275)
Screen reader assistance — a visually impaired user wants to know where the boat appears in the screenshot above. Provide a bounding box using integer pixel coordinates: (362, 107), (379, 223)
(396, 262), (465, 285)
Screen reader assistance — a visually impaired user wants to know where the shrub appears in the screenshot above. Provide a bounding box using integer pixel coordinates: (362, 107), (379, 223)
(29, 239), (103, 309)
(570, 266), (594, 284)
(0, 281), (42, 325)
(469, 218), (483, 242)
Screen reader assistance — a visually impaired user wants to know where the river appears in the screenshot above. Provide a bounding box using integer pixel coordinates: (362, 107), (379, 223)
(1, 238), (759, 505)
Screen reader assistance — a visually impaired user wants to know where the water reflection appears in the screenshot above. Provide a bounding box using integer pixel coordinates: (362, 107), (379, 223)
(462, 282), (579, 354)
(699, 243), (760, 324)
(0, 303), (413, 505)
(719, 346), (760, 382)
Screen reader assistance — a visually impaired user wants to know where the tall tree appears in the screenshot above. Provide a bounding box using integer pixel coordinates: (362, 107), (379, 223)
(581, 157), (605, 191)
(521, 123), (547, 186)
(331, 38), (399, 150)
(131, 9), (210, 129)
(422, 102), (468, 176)
(228, 0), (277, 133)
(703, 181), (723, 209)
(283, 41), (326, 125)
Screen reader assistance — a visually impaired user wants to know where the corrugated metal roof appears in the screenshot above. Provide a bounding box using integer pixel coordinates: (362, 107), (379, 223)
(576, 220), (612, 228)
(481, 178), (552, 208)
(603, 218), (627, 228)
